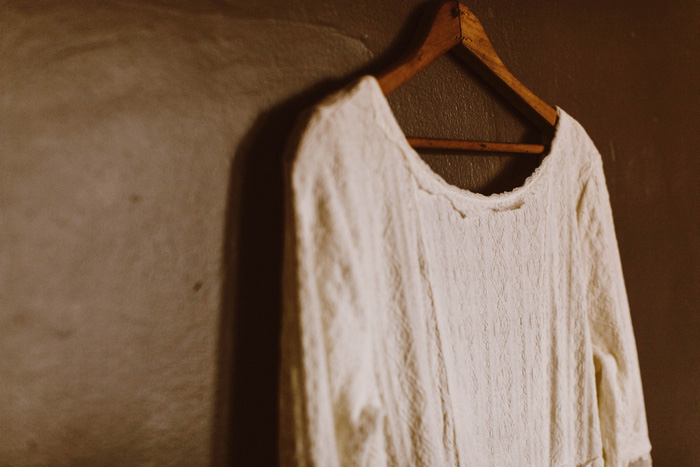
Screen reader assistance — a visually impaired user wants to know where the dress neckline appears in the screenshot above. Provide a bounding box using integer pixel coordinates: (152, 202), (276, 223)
(358, 74), (567, 211)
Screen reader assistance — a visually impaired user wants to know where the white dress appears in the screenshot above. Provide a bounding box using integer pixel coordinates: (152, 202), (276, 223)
(279, 75), (652, 467)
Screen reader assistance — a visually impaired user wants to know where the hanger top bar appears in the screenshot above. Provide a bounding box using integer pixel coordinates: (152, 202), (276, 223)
(376, 1), (557, 132)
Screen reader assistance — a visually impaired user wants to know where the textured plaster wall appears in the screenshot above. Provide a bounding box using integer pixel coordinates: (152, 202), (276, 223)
(1, 1), (370, 464)
(1, 0), (698, 465)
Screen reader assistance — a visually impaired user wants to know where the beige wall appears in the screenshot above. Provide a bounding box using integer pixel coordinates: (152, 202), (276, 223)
(1, 1), (698, 465)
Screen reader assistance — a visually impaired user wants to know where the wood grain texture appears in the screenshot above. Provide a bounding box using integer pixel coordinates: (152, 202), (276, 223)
(457, 3), (557, 128)
(376, 1), (461, 94)
(407, 137), (545, 153)
(376, 0), (557, 152)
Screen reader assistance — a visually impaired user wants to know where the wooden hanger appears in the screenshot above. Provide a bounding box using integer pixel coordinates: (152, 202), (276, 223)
(376, 0), (557, 154)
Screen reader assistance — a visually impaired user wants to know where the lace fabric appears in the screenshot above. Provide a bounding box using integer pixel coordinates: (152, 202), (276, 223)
(279, 75), (652, 466)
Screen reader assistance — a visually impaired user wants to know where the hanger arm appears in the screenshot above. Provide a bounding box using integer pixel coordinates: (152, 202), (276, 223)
(374, 1), (557, 154)
(455, 3), (557, 130)
(376, 1), (462, 95)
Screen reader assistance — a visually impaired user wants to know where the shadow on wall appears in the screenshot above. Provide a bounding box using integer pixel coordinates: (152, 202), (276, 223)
(210, 3), (437, 463)
(213, 78), (357, 465)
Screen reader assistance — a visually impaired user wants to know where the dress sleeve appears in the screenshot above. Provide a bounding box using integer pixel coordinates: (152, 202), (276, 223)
(279, 111), (385, 466)
(576, 149), (652, 467)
